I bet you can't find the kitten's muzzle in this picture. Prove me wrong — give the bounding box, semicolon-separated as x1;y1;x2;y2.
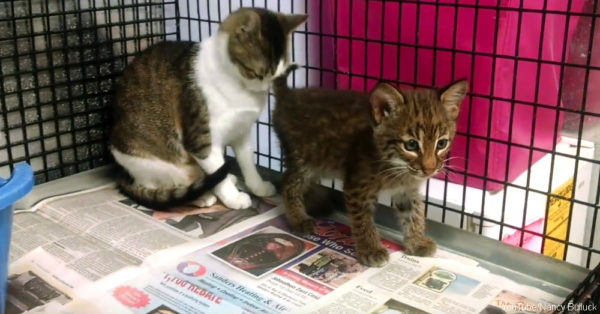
422;167;436;176
421;158;437;176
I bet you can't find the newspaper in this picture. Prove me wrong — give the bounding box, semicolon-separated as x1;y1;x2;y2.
306;251;564;314
6;185;279;314
76;210;563;314
8;186;567;314
66;209;405;314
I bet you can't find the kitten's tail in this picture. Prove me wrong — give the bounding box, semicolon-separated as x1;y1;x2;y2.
272;63;299;96
116;163;230;210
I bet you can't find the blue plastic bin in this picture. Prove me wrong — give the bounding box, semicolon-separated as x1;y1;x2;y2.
0;163;34;314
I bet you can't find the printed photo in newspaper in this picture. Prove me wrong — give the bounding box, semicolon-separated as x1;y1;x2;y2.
5;271;72;314
145;304;180;314
5;248;84;314
97;210;402;314
290;248;366;288
307;248;565;314
371;298;429;314
7;185;568;314
7;185;279;314
119;194;278;239
413;267;479;295
480;289;555;314
211;226;317;278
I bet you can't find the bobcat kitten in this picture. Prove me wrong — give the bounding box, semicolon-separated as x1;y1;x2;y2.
273;66;467;266
110;8;307;209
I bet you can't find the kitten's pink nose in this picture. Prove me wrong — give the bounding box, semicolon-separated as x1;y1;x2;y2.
423;168;436;176
422;159;436;175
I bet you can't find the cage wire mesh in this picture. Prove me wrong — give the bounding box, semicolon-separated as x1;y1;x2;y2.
0;0;176;182
560;262;600;312
1;0;600;289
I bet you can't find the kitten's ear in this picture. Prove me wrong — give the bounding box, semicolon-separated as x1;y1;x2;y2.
369;83;404;125
279;14;308;33
439;79;467;120
236;11;260;38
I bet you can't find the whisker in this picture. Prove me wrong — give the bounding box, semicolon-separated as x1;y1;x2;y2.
381;169;408;182
437;167;464;181
445;165;466;172
392;170;411;182
442;163;466;171
377;166;407;177
443;156;466;162
381;169;403;180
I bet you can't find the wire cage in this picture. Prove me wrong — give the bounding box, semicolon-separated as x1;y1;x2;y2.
560;262;600;313
0;0;599;311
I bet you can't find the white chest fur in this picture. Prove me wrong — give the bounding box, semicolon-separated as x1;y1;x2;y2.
193;34;269;146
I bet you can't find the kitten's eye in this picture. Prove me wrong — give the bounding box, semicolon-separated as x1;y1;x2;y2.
437;139;448;150
404;140;419;151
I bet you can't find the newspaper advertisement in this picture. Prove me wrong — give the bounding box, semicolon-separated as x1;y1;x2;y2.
7;185;567;314
85;209;403;314
76;209;566;314
7;185;278;314
307;251;565;314
5;249;81;314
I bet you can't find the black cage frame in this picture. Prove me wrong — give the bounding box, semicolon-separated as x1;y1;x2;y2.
1;0;599;310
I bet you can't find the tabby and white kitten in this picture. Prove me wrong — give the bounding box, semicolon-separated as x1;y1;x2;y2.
273;66;467;266
110;8;307;209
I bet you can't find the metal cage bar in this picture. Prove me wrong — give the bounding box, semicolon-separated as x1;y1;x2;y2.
1;0;599;306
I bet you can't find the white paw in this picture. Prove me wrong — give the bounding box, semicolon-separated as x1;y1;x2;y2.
227;174;238;185
191;192;217;208
221;191;252;210
247;180;276;197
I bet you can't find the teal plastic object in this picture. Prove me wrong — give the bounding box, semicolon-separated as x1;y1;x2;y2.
0;163;34;314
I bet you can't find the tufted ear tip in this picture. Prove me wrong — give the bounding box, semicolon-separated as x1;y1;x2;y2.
439;79;468;120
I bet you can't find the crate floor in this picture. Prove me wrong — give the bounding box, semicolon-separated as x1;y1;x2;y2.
14;164;588;302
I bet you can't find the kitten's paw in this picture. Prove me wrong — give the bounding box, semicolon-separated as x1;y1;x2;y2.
227;174;238;185
191;192;218;208
289;219;315;234
221;192;252;210
356;246;389;267
247;180;276;197
404;236;437;257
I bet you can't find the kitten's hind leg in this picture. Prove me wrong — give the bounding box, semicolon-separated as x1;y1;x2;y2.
393;191;437;257
282;166;314;234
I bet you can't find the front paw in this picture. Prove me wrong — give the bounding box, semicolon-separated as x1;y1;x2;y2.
288;218;315;234
191;192;218;208
247;180;276;197
404;236;437;257
356;245;389;267
221;191;252;210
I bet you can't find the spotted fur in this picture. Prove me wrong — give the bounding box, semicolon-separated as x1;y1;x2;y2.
273;70;467;266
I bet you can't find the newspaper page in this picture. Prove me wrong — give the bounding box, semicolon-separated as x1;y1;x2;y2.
11;184;278;262
68;207;565;314
307;251;565;314
7;185;567;314
8;185;279;314
77;208;405;314
5;248;86;314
